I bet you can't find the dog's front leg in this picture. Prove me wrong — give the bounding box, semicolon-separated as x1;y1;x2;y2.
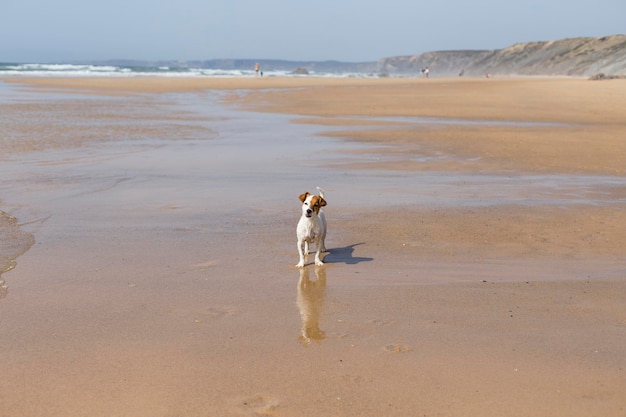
314;245;324;266
296;239;306;268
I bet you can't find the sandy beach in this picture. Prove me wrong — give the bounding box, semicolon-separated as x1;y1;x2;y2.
1;76;625;416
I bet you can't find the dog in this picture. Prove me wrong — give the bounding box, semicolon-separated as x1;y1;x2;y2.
295;187;327;268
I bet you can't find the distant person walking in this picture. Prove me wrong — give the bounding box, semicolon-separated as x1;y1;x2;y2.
424;67;430;78
254;63;260;77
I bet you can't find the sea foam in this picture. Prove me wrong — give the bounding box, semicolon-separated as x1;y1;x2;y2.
0;62;377;78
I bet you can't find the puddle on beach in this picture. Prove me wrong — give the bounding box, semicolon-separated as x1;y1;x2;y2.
1;81;625;293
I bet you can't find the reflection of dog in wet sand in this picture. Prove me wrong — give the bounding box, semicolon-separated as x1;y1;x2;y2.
297;266;327;344
295;187;327;268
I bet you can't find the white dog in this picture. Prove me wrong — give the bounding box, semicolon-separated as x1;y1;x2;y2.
296;187;327;268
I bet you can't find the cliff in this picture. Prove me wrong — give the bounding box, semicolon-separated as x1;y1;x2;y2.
377;35;626;77
377;50;489;76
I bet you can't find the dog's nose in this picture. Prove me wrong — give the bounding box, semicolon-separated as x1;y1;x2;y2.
306;208;313;215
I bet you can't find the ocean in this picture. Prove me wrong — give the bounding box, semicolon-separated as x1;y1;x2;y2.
0;62;376;78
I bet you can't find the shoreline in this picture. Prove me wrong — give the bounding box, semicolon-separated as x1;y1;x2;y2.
5;75;623;120
6;76;626;176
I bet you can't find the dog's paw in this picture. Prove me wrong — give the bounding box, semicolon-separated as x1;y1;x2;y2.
314;259;324;266
295;261;305;268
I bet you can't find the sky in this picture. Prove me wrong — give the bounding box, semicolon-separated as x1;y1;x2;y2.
1;0;624;63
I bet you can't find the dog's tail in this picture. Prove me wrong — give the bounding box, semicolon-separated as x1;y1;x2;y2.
316;186;325;198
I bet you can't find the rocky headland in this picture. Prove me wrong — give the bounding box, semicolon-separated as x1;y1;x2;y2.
378;34;626;77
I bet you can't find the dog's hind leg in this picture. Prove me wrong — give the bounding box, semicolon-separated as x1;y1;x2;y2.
319;212;327;253
319;233;326;253
314;246;324;266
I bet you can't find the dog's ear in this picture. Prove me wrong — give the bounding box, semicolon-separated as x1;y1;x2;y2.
299;192;310;203
318;197;327;207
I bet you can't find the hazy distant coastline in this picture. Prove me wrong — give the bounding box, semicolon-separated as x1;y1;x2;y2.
2;35;625;77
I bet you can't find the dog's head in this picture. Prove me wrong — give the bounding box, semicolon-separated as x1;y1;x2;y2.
299;192;327;218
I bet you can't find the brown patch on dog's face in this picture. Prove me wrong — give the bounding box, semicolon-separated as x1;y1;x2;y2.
309;196;327;213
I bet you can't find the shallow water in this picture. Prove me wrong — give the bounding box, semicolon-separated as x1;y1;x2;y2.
1;81;625;291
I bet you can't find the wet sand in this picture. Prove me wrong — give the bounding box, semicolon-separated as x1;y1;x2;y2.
1;76;625;416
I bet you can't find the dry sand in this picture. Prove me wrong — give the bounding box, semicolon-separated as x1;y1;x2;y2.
1;76;625;417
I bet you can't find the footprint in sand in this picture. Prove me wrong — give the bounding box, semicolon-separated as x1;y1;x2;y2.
205;306;235;319
369;319;396;327
239;394;280;416
192;261;218;269
193;306;236;322
384;343;410;353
